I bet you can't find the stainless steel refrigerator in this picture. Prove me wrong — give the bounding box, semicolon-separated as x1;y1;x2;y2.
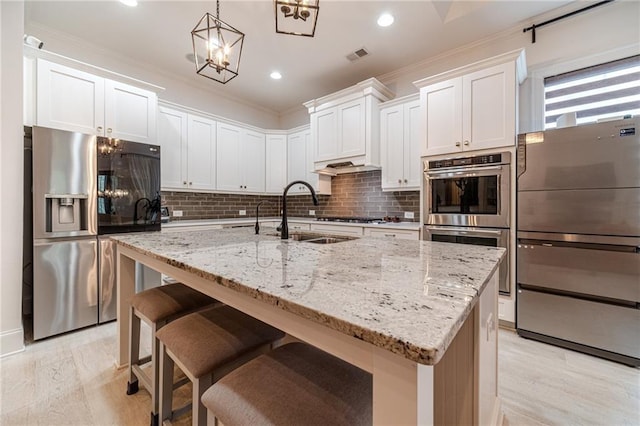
30;126;99;340
516;118;640;366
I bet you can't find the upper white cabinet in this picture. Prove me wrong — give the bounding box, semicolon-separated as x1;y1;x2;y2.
380;95;421;191
217;123;266;193
287;128;331;195
265;134;288;194
36;59;157;143
414;49;526;157
304;78;393;172
157;105;216;191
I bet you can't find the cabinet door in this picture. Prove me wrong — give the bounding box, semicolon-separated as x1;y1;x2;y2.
338;98;365;158
422;78;463;156
380;104;405;190
36;59;104;135
403;100;422;189
104;80;157;143
157;106;187;190
242;129;266;193
216;122;243;191
187;114;217;190
314;108;338;161
265;134;287;194
287;131;307;194
463;62;516;151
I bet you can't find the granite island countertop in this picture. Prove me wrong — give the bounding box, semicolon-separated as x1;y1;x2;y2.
111;228;505;365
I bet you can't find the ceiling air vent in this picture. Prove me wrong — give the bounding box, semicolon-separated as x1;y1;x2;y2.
346;47;369;62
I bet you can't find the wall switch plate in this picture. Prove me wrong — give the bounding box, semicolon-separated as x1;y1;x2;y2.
309;210;315;216
404;211;414;219
239;210;246;216
173;210;183;217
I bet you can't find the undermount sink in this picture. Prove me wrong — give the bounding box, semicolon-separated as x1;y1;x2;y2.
291;233;355;244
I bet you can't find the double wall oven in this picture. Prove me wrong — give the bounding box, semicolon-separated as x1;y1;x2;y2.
423;152;511;295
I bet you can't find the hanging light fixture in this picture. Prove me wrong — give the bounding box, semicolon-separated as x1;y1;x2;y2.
274;0;320;37
191;0;245;84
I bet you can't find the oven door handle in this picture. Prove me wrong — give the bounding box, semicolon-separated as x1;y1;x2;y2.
424;165;504;178
426;226;505;236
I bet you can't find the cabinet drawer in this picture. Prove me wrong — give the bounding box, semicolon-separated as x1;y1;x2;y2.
364;228;420;240
309;223;363;237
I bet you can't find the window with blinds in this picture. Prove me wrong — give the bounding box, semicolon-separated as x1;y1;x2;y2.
544;55;640;129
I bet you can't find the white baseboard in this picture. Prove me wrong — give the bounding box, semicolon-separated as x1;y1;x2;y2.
0;327;25;357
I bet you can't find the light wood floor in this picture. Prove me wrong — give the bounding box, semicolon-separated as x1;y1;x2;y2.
1;323;638;425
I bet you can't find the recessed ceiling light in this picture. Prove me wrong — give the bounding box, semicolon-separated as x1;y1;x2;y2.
270;71;282;80
120;0;138;7
377;13;394;27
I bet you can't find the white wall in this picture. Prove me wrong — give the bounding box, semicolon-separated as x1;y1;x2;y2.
281;0;640;130
25;23;280;130
1;0;26;357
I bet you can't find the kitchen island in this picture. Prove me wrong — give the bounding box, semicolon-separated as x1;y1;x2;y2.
112;228;505;425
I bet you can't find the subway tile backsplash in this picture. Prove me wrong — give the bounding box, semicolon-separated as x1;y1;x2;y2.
162;170;419;221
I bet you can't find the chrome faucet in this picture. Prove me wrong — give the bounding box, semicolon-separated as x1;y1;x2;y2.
255;200;272;235
280;180;319;240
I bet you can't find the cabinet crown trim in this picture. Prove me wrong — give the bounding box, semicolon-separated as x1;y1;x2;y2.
303;77;394;113
380;93;420;109
413;49;527;89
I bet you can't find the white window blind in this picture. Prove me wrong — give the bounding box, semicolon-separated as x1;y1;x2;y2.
544;55;640;129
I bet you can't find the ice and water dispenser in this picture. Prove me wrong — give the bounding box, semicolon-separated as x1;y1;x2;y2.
45;194;89;233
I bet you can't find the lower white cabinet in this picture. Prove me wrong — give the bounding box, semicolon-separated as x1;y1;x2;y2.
309;223;363;237
157;106;216;191
363;228;420;240
217;123;266;193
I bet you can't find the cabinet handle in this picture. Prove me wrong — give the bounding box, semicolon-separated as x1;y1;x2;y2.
463;140;469;146
107;128;112;134
385;234;396;237
398;179;402;184
403;179;408;183
189;182;192;185
455;141;461;147
183;181;187;185
97;126;103;132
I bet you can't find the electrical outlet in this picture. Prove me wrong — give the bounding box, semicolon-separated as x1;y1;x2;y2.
404;211;414;219
309;210;316;216
173;210;183;217
239;210;246;216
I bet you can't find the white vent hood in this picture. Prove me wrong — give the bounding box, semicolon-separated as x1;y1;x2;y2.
304;78;394;175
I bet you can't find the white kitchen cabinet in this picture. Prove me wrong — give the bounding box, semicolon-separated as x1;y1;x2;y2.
304;78;393;171
309;223;363;237
415;49;526;157
265;134;288;194
217;123;265;193
287;128;331;195
363;228;420;240
36;59;157;143
157;106;216;191
380;96;421;191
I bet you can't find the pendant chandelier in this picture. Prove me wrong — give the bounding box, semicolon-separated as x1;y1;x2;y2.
191;0;245;84
274;0;320;37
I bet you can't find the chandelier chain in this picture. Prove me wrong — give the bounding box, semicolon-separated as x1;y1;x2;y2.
216;0;220;20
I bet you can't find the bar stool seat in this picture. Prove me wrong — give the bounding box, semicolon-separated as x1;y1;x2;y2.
126;283;217;425
157;305;285;426
201;342;372;426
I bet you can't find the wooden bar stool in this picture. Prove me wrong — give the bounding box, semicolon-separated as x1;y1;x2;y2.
126;283;217;425
201;342;372;426
156;305;285;426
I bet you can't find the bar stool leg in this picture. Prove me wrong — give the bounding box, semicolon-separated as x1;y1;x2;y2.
150;321;161;426
127;305;140;395
158;342;174;426
193;375;212;426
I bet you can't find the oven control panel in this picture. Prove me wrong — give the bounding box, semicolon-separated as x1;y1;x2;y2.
428;153;503;169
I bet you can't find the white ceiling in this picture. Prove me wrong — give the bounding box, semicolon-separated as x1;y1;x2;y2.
25;0;575;114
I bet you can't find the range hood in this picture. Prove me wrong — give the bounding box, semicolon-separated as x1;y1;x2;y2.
314;161;381;176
